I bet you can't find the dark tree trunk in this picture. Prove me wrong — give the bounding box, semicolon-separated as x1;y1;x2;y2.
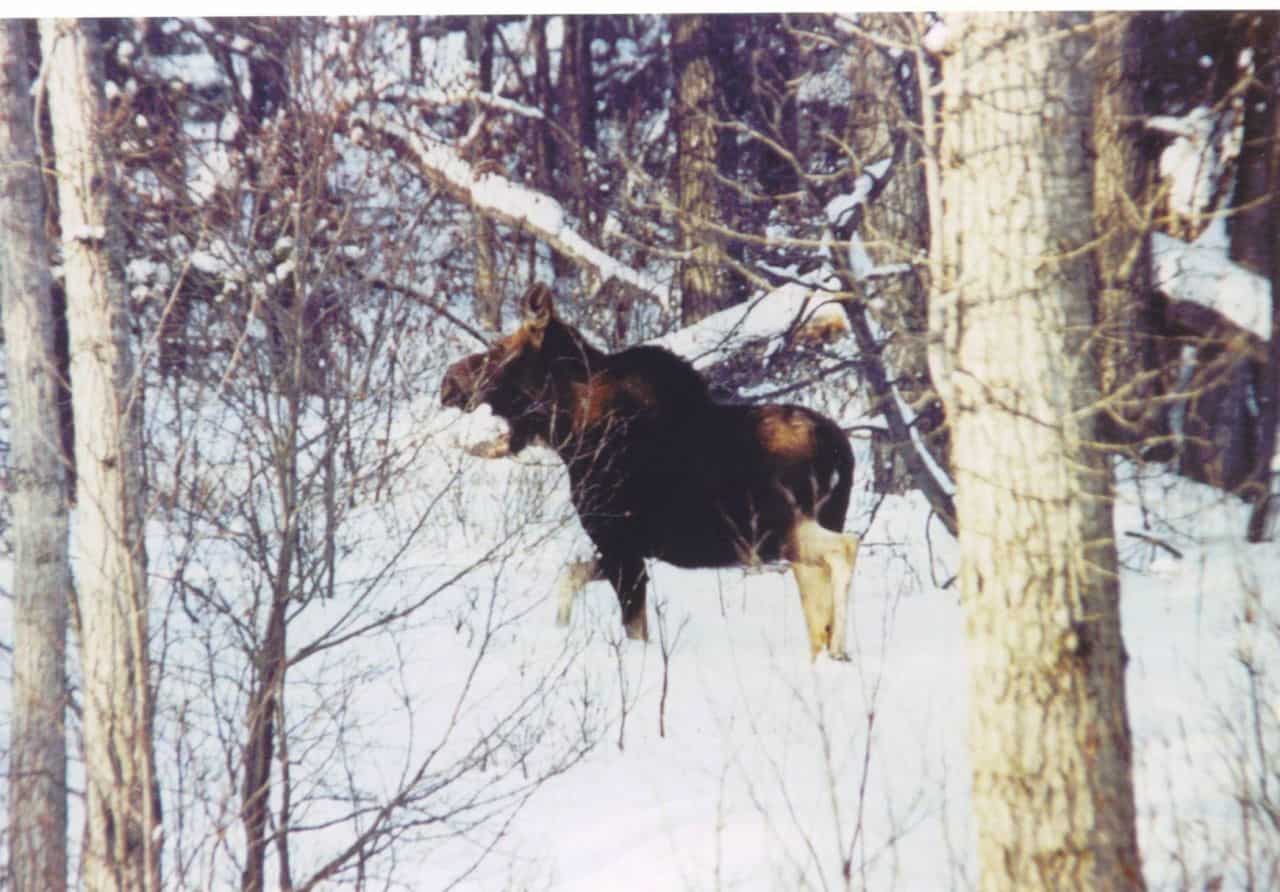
1248;22;1280;540
1229;15;1279;275
467;16;501;330
673;14;730;324
558;15;597;238
1093;12;1165;450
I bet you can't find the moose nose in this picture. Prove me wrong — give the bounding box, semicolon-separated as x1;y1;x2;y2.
440;366;468;409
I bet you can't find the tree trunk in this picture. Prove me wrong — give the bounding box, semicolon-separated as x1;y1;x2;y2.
1;20;71;892
935;12;1145;890
1092;12;1164;449
673;14;730;324
1248;24;1280;541
558;15;597;237
1228;15;1277;275
467;17;501;330
531;16;557;199
241;598;287;892
40;19;162;892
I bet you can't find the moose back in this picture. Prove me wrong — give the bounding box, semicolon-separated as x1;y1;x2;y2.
440;283;860;659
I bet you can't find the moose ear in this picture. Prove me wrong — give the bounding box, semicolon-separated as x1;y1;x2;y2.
522;283;554;333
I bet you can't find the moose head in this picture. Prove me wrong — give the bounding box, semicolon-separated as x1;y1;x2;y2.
439;283;563;454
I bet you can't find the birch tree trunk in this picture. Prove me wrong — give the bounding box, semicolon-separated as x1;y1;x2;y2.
40;18;162;892
933;12;1145;890
1;20;70;892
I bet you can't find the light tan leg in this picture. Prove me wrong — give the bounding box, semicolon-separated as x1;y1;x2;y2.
789;519;860;660
791;561;834;660
827;534;859;660
554;557;601;627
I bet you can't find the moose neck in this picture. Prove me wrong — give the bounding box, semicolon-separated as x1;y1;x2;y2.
545;319;606;378
537;320;610;458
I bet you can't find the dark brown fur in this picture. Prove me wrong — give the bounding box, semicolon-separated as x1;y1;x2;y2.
441;284;858;655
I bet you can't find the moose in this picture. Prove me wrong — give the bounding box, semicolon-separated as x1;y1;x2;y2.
440;283;860;659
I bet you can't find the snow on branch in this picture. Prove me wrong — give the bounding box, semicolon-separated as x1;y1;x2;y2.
650;282;847;369
349;110;671;311
1153;232;1271;341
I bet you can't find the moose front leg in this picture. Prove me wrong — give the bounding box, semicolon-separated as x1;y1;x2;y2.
554;556;602;626
600;552;649;641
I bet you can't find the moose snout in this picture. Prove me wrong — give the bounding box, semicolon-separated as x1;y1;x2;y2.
442;353;491;411
440;363;470;410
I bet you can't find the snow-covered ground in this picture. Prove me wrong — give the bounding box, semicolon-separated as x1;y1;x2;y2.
366;420;1278;891
2;377;1274;890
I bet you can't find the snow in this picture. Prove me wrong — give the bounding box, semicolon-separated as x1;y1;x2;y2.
329;441;1278;891
651;282;838;369
2;290;1275;892
147;46;223;92
1147;100;1271;340
922;22;950;56
1153;229;1272;340
71;224;106;242
889;384;956;497
1;23;1277;892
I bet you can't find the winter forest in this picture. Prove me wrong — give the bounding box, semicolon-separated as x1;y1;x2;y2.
2;11;1279;892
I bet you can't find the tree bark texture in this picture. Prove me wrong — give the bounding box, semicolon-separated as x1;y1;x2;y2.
1092;12;1164;448
673;14;730;324
40;18;162;892
935;12;1145;890
558;14;596;239
1;20;70;892
467;17;501;330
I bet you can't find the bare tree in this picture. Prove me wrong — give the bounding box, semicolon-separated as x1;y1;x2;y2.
1;19;70;892
933;12;1145;889
40;18;162;892
92;20;603;888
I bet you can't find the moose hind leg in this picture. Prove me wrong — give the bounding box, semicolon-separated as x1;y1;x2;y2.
791;562;834;660
554;557;602;627
789;518;860;660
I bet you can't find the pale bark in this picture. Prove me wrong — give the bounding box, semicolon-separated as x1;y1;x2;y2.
935;12;1145;890
673;14;729;324
1;20;70;892
40;18;162;892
